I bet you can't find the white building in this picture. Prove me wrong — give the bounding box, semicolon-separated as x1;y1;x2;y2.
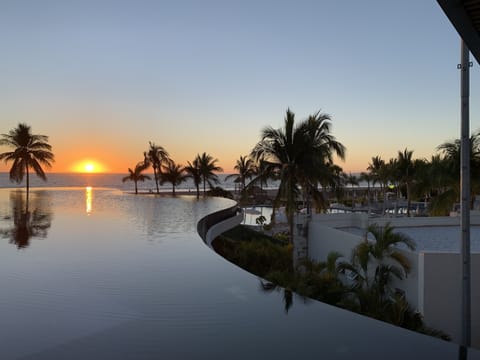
303;212;480;347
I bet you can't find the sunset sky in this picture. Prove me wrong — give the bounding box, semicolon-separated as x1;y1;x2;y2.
0;0;478;174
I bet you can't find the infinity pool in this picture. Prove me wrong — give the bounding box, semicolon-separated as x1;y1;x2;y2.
0;188;477;359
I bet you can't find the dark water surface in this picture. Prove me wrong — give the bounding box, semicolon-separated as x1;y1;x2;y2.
0;172;278;193
0;188;477;359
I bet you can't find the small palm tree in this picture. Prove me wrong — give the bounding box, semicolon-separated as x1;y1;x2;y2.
122;161;151;194
225;155;255;196
339;223;415;314
145;142;169;194
0;123;55;206
184;159;202;199
196;152;223;196
161;160;187;196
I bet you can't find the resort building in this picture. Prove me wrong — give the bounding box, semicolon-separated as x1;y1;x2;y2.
303;212;480;347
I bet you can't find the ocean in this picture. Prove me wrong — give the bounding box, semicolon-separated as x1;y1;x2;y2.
0;172;279;193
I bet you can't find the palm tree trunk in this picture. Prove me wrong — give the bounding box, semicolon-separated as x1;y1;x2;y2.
367;181;371;215
289;214;294;245
196;184;200;200
382;184;386;216
203;176;206;196
154;167;160;194
25;163;30;211
172;184;176;196
406;181;413;216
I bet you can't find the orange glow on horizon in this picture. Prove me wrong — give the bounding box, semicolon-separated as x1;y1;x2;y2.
70;160;107;174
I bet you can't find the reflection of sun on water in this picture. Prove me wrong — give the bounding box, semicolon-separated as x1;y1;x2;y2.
85;186;93;215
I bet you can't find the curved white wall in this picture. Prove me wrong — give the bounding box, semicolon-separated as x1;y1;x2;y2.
204;212;244;248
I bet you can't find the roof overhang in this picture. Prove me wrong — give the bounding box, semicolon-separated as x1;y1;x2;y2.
437;0;480;64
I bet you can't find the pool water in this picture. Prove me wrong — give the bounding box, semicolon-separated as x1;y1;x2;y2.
0;188;476;359
241;206;273;226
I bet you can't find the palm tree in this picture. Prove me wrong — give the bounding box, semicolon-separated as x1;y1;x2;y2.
343;172;359;208
122;161;151;194
298;113;346;213
225;155;255;196
428;154;453;195
360;171;375;213
0;190;52;249
339;223;415;316
160;160;187;196
396;148;415;216
367;156;387;206
385;157;400;214
0;123;55;207
145;142;169;194
423;154;457;215
184;159;202;199
317;163;345;210
196;152;223;196
436;131;480;211
437;131;480;180
408;158;431;215
251;109;345;242
250;159;276;191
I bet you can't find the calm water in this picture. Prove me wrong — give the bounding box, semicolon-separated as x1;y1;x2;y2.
0;172;279;193
0;187;477;359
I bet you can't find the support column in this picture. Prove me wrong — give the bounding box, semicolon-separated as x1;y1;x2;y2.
460;39;471;348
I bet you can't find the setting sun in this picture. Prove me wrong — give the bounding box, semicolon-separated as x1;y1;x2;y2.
71;160;106;173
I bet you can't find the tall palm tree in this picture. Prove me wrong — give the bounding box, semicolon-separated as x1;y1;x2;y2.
196;152;223;196
0;123;55;206
440;132;480;189
343;172;359;208
419;154;456;215
437;131;480;179
145;141;169;194
360;171;375;213
251;109;345;242
297;112;346;213
160;160;187;196
184;159;202;199
367;156;387;206
385;157;400;214
225;155;255;195
122;161;151;194
397;148;415;216
428;154;453;195
408;158;431;214
431;131;480;214
317;163;345;209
